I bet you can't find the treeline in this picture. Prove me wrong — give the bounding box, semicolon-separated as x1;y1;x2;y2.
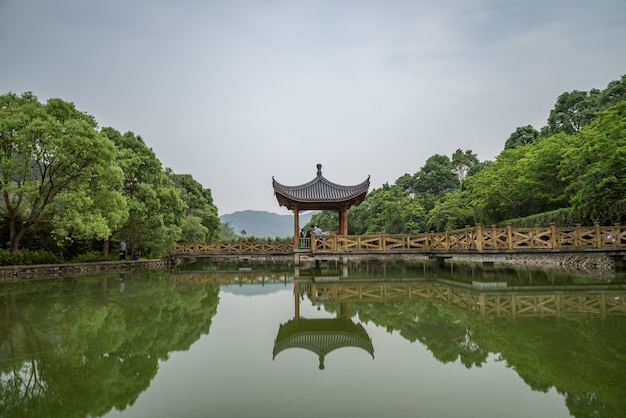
310;75;626;234
0;92;221;262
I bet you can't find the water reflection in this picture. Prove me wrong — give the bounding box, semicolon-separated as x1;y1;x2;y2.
273;284;374;370
1;261;625;417
0;271;220;418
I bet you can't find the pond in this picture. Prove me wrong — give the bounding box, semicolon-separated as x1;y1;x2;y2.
1;260;625;418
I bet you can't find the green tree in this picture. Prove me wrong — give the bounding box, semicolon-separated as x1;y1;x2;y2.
504;125;540;149
598;74;626;109
561;102;626;223
369;184;425;234
309;210;339;234
220;221;237;239
465;149;528;224
451;149;479;190
410;154;459;211
427;191;474;231
171;173;220;242
546;89;601;136
101;128;184;257
0;92;127;256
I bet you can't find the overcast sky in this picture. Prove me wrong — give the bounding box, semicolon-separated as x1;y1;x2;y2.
1;1;625;215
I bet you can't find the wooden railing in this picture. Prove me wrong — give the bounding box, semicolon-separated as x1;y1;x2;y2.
172;223;626;254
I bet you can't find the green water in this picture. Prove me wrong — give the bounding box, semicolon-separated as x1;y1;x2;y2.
1;261;625;418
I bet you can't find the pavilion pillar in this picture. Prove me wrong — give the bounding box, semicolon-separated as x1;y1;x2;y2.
293;207;300;249
339;208;348;236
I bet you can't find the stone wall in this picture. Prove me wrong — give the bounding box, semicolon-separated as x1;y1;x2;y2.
452;253;616;275
0;259;169;283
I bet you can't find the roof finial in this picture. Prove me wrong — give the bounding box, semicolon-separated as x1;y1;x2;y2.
316;163;322;176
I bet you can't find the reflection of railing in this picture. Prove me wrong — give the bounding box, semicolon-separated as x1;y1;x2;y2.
169;271;292;285
172;223;626;254
306;280;626;319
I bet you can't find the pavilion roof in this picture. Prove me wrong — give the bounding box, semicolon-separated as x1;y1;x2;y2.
272;164;370;210
272;317;374;369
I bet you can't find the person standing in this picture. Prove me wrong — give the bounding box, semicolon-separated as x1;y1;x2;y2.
119;240;127;260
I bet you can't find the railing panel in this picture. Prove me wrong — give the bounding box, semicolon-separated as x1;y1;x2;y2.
407;235;431;250
481;227;509;250
385;235;408;250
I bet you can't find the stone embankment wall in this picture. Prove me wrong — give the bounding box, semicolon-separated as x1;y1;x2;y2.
0;259;168;283
500;254;614;271
454;253;616;273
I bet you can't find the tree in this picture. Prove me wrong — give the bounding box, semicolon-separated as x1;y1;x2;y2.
369;184;425;234
451;149;479;190
309;210;339;234
504;125;540;149
561;102;626;223
410;154;459;212
220;221;237;239
101;128;184;257
171;173;220;242
465;149;529;224
598;74;626;110
546;90;600;136
427;191;474;232
0;92;126;256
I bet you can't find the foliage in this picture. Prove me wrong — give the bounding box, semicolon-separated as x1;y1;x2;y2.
426;191;474;231
504;125;540;149
69;251;118;263
560;102;626;224
499;208;580;228
451;148;479;190
101;128;184;258
0;92;127;256
308;211;338;234
0;248;60;265
171;173;220;242
220;221;237;239
0;272;220;417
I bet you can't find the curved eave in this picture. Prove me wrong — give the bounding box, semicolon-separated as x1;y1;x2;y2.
272;176;370;211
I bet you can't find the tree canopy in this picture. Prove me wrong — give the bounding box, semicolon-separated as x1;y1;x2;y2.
0;93;221;260
309;74;626;234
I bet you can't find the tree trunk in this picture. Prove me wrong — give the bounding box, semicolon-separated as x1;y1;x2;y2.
9;225;26;258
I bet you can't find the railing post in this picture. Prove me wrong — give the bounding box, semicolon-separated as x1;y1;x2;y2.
506;224;513;250
311;233;316;253
476;224;483;251
381;233;386;251
595;222;602;248
575;224;581;247
550;223;557;249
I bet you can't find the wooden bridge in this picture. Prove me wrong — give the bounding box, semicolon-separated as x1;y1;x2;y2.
171;223;626;270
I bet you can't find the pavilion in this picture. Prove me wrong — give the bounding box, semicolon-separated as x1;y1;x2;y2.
272;164;370;248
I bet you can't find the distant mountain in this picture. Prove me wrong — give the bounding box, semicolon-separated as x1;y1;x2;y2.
220;210;316;238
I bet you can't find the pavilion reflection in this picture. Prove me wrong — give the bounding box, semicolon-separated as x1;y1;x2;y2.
273;279;374;370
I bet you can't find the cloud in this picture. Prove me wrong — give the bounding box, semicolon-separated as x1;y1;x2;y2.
1;0;625;215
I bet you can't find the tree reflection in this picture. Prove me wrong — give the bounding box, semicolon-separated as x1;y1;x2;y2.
0;271;219;418
327;293;626;418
